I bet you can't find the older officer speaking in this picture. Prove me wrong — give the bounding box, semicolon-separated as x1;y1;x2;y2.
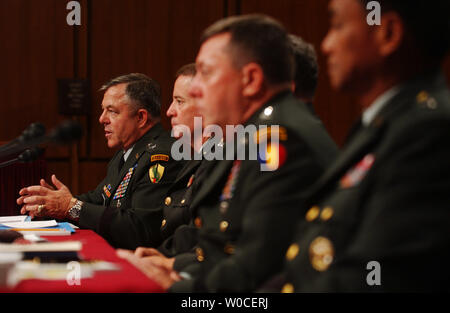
17;73;184;249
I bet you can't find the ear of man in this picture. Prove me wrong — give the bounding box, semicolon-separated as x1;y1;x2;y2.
375;12;405;58
137;108;150;128
241;62;265;98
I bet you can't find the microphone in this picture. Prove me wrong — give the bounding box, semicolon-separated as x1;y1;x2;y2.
18;123;46;143
0;123;46;153
0;120;83;160
0;146;45;169
47;120;83;144
18;147;45;162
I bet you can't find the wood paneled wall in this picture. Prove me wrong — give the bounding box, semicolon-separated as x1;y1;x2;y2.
1;0;449;196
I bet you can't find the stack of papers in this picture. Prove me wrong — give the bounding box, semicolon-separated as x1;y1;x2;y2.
0;216;75;236
0;216;29;223
0;241;82;253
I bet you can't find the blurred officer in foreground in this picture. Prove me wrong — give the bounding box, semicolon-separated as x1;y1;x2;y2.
119;14;338;292
277;0;450;292
118;36;330;288
18;74;184;249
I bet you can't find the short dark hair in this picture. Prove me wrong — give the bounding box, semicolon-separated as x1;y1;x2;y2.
360;0;450;61
289;34;318;100
201;14;294;85
100;73;161;118
175;63;197;79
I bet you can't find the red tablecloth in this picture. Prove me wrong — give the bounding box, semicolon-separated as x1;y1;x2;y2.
2;229;164;293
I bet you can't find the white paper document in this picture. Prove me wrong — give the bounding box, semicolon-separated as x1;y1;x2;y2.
0;220;58;229
0;241;82;253
0;216;28;224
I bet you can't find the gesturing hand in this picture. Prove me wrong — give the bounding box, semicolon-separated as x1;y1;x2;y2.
17;174;74;219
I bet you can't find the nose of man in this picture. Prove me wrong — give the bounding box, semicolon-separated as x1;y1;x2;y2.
321;31;333;56
167;102;176;118
99;110;108;124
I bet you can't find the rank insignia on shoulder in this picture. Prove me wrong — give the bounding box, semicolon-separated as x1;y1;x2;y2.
151;154;169;162
416;90;437;110
258;142;287;171
254;126;288;144
149;163;165;183
340;153;375;188
416;91;429;103
259;106;274;119
103;185;111;198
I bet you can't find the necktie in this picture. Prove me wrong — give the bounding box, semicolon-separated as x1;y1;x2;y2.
118;152;125;172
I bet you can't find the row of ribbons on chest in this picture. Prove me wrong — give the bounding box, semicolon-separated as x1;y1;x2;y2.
103;163;138;200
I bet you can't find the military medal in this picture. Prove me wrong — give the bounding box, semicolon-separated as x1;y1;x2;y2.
113;164;138;200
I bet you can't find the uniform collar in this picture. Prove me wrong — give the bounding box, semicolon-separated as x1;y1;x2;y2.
362;85;402;126
122;145;134;162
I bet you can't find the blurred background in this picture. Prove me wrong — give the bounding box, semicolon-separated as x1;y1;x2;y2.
0;0;449;202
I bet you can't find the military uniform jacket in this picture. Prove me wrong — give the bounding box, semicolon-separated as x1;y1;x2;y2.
170;91;338;292
157;159;206;257
282;71;450;292
77;123;185;249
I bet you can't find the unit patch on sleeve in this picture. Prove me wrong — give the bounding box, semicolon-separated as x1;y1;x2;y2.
149;163;165;183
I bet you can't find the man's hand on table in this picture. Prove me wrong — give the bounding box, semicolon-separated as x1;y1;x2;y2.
116;248;180;291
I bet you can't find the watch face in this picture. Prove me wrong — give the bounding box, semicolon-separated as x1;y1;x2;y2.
69;207;80;219
69;201;82;219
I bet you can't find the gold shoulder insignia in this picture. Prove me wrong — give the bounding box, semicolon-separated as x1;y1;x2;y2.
416;91;429;103
416;90;438;110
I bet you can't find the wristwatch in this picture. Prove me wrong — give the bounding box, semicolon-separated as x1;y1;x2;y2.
68;199;83;220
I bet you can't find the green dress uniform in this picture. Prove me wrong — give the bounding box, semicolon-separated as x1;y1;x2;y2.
158;159;207;257
77;123;185;250
280;71;450;292
170;91;338;292
159;147;218;270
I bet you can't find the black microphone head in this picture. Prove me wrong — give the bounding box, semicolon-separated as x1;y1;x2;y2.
48;120;83;144
18;122;46;142
18;147;44;162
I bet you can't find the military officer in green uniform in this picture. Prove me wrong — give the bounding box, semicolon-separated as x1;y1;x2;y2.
18;73;184;249
118;14;338;292
159;63;205;251
276;0;450;292
118;64;213;274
